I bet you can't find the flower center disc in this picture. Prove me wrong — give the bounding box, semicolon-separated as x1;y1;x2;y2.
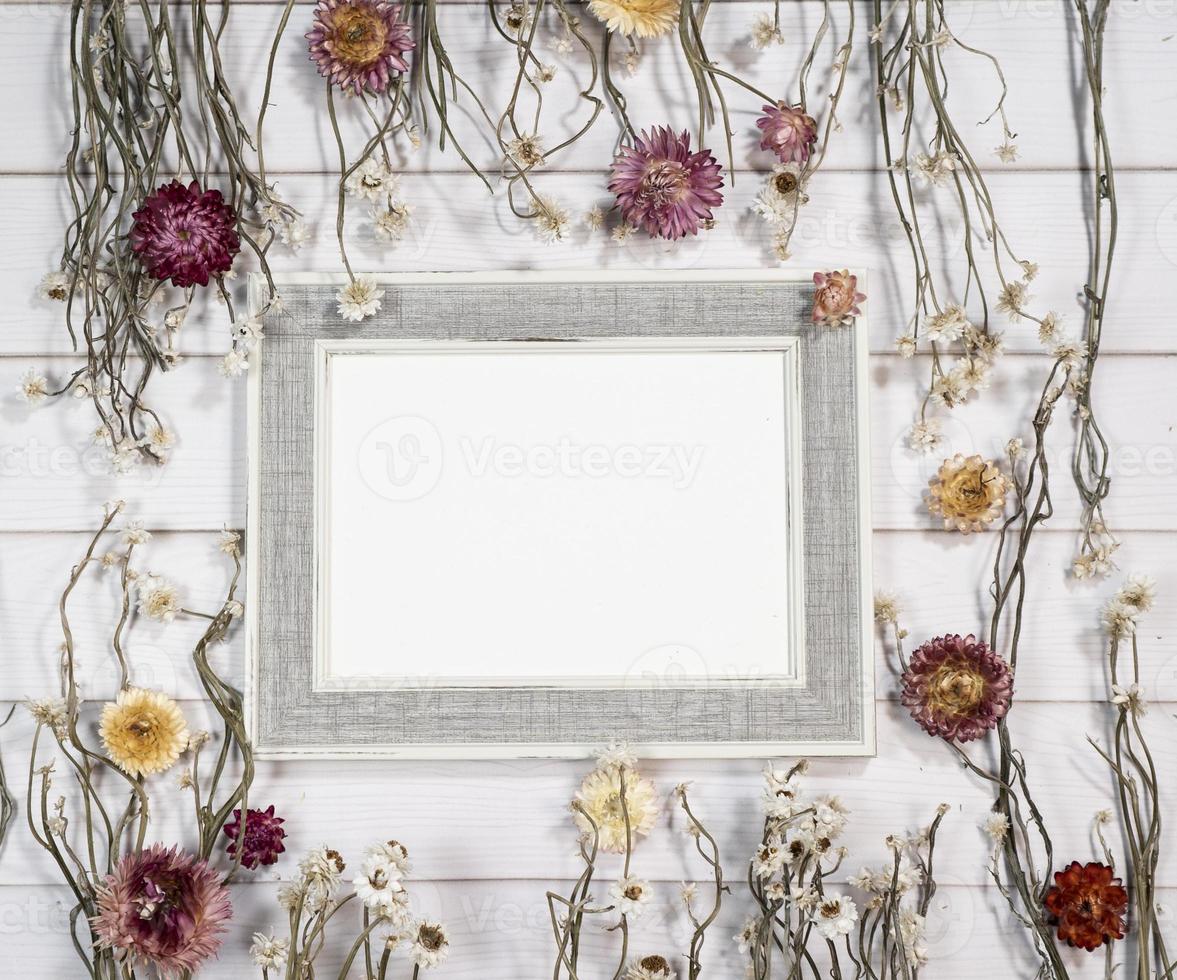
333;10;388;66
928;661;985;717
639;160;689;208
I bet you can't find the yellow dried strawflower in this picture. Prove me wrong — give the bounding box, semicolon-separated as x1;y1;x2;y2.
588;0;679;38
99;687;189;777
926;454;1009;533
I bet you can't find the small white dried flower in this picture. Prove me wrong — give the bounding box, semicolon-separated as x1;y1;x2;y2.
1101;598;1138;639
1073;544;1118;580
505;133;546;169
873;592;901;624
596;742;637;771
995;281;1029;320
345;157;398;202
219;349;249;378
281;218;313;252
1111;683;1147;717
408;921;450;969
907;418;943;454
1052;339;1089;369
145;425;177;457
1038;312;1062;345
1006;437;1026;459
610;876;654;918
121;521;152;546
534;196;571;244
750;13;784;49
136;573;181;623
981;811;1010;842
1116;574;1156;613
583;206;605;231
17;368;50;405
895;333;917;358
994;141;1019;163
373;204;413;244
218;528;242;557
337;277;385;322
250;933;289;970
810;895;858;939
38;270;73;302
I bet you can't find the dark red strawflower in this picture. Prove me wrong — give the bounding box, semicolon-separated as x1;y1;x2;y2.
1044;861;1129;951
899;633;1013;742
130;180;241;288
222;805;286;870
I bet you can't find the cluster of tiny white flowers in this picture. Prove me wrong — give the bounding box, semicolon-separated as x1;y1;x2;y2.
1102;573;1155;640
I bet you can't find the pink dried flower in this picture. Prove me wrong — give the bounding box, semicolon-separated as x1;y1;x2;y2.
900;634;1013;742
608;126;724;240
757;102;817;164
223;805;287;870
130;180;240;288
92;844;232;976
307;0;414;95
812;269;865;327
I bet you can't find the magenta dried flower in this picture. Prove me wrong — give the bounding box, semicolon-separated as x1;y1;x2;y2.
223;804;287;870
130;180;241;288
757;102;817;164
307;0;415;95
608;126;724;240
92;843;232;976
900;633;1013;742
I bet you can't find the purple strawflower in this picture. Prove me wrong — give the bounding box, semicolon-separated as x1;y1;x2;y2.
92;844;232;976
756;102;817;165
223;804;287;870
130;180;240;288
307;0;414;95
608;126;724;240
900;633;1014;743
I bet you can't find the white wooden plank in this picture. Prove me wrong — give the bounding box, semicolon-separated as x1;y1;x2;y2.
3;877;1135;979
2;2;1175;175
1;528;1171;705
2;351;1173;531
1;700;1173;887
6;169;1176;357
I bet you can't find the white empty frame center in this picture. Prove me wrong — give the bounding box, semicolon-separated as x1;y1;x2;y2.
315;337;804;690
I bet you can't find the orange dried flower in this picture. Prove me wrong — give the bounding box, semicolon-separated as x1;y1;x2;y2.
926;453;1009;533
1043;861;1128;951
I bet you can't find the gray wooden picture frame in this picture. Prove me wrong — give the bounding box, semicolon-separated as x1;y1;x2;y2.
246;271;874;758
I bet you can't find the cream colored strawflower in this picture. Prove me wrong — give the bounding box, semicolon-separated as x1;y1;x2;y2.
574;766;659;852
588;0;679;38
136;573;181;623
926;454;1010;533
99;687;190;777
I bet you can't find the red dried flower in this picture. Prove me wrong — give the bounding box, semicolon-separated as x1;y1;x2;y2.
92;844;232;976
130;180;241;288
608;126;724;240
223;804;287;870
307;0;414;95
900;633;1013;742
1044;861;1129;951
